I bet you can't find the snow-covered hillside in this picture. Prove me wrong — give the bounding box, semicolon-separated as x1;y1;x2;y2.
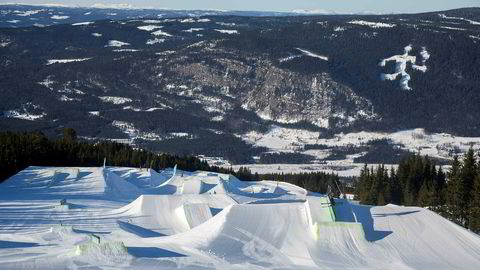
0;166;479;269
218;126;480;175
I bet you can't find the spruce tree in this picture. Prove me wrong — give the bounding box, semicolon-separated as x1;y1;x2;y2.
469;174;480;233
447;156;463;225
418;180;434;208
356;164;369;203
460;149;477;227
434;167;447;215
63;128;77;143
390;167;403;205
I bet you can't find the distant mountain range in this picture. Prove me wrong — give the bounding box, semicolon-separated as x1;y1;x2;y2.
1;4;480;166
0;3;333;28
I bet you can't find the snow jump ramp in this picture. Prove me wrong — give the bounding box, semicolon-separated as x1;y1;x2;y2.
114;194;236;235
150;202;321;267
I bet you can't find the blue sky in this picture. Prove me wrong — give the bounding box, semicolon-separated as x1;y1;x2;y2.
6;0;480;13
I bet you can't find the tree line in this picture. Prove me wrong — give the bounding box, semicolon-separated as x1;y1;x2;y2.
0;129;212;183
258;152;314;164
258;171;343;195
355;150;480;233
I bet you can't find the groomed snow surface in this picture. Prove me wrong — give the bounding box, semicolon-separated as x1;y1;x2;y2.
0;166;479;269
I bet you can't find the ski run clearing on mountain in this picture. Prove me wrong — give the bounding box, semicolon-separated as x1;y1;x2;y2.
46;58;92;65
296;48;329;61
348;20;396;28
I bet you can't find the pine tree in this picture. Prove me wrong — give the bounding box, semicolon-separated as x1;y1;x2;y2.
366;167;379;205
63;128;77;143
433;167;447;215
460;149;477;227
447;156;463;225
418;180;433;208
469;174;480;233
356;164;370;203
389;167;403;205
377;192;386;206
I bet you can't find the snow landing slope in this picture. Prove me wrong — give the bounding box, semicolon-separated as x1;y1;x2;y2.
0;166;479;269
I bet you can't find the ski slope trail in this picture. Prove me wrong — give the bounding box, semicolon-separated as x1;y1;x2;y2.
0;166;480;269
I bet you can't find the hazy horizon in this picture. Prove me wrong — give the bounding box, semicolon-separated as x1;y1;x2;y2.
1;1;479;14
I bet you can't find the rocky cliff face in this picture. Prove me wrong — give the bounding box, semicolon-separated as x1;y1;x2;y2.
167;46;377;128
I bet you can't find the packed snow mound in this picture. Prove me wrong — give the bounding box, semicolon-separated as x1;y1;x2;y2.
75;239;130;266
354;204;480;268
104;169;141;200
108;167;168;188
181;178;214;194
146;168;274;198
0;166;108;199
113;194;236;235
42;225;82;243
0;166;142;200
178;203;213;229
150;202;318;267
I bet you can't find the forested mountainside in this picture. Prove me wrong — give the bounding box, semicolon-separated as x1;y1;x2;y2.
1;6;480;163
0;4;296;28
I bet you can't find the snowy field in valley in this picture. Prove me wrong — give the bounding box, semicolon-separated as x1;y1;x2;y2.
205;126;480;175
0;166;479;269
227;163;398;177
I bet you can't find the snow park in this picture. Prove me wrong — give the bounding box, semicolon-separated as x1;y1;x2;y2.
0;163;479;269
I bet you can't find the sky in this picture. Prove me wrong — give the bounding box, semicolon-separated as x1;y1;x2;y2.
3;0;479;14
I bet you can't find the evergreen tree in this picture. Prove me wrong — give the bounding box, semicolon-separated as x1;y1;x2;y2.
469;174;480;233
460;149;477;227
433;167;447;214
63;128;77;143
355;164;370;202
418;180;434;208
447;156;464;225
352;152;480;232
390;167;403;205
